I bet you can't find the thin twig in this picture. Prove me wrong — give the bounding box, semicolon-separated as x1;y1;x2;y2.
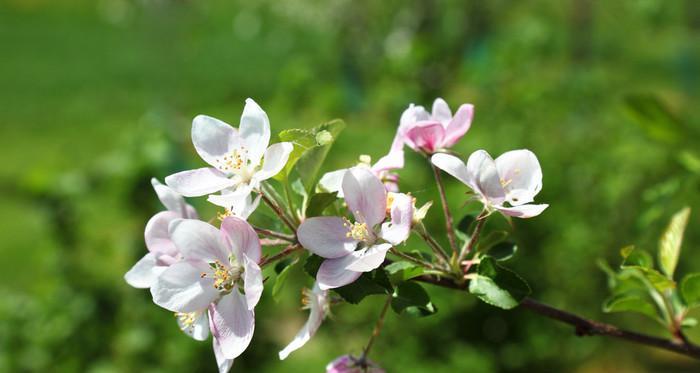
260;244;302;268
412;273;700;360
260;192;298;233
362;294;393;359
431;163;459;255
458;210;487;265
389;247;438;271
416;224;450;267
253;226;296;242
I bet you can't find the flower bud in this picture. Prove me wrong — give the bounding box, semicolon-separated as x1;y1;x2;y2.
326;355;385;373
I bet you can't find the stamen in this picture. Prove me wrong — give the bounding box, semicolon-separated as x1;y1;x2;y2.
343;218;370;241
215;147;247;172
175;312;198;331
217;208;233;221
200;259;243;292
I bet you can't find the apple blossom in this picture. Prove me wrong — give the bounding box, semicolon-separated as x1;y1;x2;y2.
326;355;385;373
150;217;263;361
165;98;293;203
394;97;474;154
319;149;404;195
431;149;548;218
278;282;331;360
124;178;198;289
297;168;413;290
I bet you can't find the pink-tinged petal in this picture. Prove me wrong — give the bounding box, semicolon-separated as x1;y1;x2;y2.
298;217;358;259
145;211;180;257
494;149;543;206
209;291;255;360
169;219;230;263
318;169;348;196
404;122;445;153
243;254;263;310
466;150;505;204
380;193;413;245
397;104;430;149
192;115;242;168
317;255;362;290
431;97;452;126
208;190;259;220
495;203;548;218
345;243;392;272
184;205;198;219
239;98;271;167
326;355;385;373
442;103;474;148
151;261;219;312
278;283;329;360
151;178;186;214
342;168;387;227
253;142;293;181
220;216;261;264
371;150;404;173
431;153;472;186
213;338;235;373
177;309;210;341
165;168;236;197
124;253;161;289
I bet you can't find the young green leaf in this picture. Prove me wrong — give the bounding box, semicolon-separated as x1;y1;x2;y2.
333;269;392;304
385;261;426;284
620;246;653;269
476;231;509;252
295;120;345;192
305;192;337;217
484;242;518;262
621;266;675;293
658;207;690;278
391;282;437;317
468;258;531;309
681;273;700;308
602;291;660;322
272;258;298;302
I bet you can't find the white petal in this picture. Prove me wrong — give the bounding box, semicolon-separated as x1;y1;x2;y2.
495;149;543;206
209;291;255;360
151;178;187;214
278;284;328;360
169;219;230;263
151;261;219;312
380;193;413;245
345;243;392;272
243;254;263;310
342;167;387;227
165;168;236;197
318;169;348;197
466;150;505;204
177;310;210;341
207;190;260;220
239;98;271;167
220;216;262;264
371;150;404;173
297;217;358;259
124;253;161;289
145;211;180;257
431;97;452;126
213;338;235;373
495;203;549;218
253;142;293;181
192;115;242;168
431;153;471;186
317;255;363;290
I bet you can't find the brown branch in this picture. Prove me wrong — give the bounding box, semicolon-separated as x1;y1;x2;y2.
431;163;459;255
253;225;296;242
412;274;700;359
260;244;302;268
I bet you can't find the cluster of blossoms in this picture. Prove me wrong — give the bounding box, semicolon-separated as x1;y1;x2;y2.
126;97;547;372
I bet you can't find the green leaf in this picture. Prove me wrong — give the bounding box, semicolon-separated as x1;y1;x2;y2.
468;258;531;309
385;261;426;283
476;231;509;252
484;242;518;262
333;269;393;304
620;246;653;269
305;192;337;217
304;254;323;278
621;266;676;293
658;207;690;278
290;178;308;198
272;258;298;302
681;273;700;308
295;120;345;192
276;129;317;180
602;291;660;321
391;282;437;317
682;317;698;329
457;214;476;236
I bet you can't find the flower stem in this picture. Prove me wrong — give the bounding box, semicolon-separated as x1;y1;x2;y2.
389;247;439;271
457;210;487;267
415;224;450;267
430;162;458;255
260;244;302;268
253;226;296;242
260;191;298;233
361;294;393;360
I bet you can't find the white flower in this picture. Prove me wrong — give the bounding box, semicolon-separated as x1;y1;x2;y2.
278;282;331;360
165;98;293;205
431;149;548;218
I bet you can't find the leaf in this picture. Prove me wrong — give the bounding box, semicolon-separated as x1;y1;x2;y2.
658;207;690;278
602;291;660;321
304;254;323;278
681;273;700;308
620;246;653;269
457;214;476;236
623;94;687;145
621;266;676;293
276;129;317;180
468;258;531;310
682;317;698;329
385;261;426;283
296;120;345;192
391;282;437;317
333;269;393;304
305;192;337;217
272;258;298;302
476;231;509;252
290;178;308;198
484;242;518;262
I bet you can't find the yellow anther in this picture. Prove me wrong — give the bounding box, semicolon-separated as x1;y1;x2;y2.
175;312;198;331
217;208;233;221
500;178;513;188
345;221;370;241
215;148;247;172
201;259;243;292
358;154;372;166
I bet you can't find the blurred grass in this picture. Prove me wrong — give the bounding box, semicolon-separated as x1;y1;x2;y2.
1;0;700;371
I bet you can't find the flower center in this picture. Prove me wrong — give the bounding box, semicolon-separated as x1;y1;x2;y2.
175;311;199;331
344;219;371;241
201;259;243;292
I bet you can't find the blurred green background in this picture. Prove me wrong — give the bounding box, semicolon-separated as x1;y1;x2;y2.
2;0;700;371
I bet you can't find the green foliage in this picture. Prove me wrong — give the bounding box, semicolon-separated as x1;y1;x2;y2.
385;261;425;283
469;258;531;310
391;282;437;317
658;207;690;278
681;273;700;308
333;270;393;305
305;192;337;217
602;291;660;322
482;242;518;262
272;258;299;302
623;94;687;145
